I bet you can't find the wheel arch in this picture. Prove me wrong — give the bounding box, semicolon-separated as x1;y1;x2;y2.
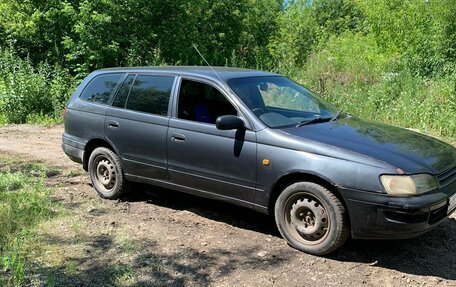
267;172;349;222
83;138;118;171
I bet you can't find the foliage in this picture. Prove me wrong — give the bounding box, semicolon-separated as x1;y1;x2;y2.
268;2;317;73
277;0;456;138
0;48;75;124
0;0;455;139
0;0;281;73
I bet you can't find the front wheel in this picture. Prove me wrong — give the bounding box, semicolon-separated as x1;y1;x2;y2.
88;147;129;199
274;182;349;255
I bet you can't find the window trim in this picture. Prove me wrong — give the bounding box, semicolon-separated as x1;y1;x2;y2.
119;73;137;109
119;73;177;117
173;76;252;129
78;72;126;106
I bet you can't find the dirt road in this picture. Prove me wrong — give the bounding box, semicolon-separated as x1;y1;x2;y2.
1;124;455;286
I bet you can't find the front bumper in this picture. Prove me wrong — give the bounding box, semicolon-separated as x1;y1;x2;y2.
340;180;456;239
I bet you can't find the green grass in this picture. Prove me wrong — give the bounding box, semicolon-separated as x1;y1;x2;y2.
0;158;57;286
25;114;63;127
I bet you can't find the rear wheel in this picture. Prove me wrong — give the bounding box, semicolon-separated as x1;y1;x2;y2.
274;182;349;255
88;147;129;199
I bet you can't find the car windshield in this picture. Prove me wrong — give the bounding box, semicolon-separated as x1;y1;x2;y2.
227;76;339;128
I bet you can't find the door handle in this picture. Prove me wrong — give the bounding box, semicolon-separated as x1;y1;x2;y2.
171;132;186;142
108;120;119;128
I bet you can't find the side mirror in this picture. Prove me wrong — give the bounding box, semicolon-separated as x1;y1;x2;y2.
216;115;245;130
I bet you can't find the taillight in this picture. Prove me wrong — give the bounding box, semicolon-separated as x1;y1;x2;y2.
62;107;68;118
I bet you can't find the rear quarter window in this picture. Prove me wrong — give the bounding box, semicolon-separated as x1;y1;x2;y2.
79;73;124;105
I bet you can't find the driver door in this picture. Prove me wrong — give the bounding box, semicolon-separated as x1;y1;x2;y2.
167;78;257;203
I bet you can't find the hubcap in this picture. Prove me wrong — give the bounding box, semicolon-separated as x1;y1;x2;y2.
93;157;116;192
285;194;330;244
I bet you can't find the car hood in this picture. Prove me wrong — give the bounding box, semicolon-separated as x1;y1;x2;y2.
280;116;456;174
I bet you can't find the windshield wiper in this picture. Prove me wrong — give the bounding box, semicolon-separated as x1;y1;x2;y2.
330;110;344;122
296;117;332;127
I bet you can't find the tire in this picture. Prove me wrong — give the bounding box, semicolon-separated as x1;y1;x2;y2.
274;182;349;255
88;147;129;199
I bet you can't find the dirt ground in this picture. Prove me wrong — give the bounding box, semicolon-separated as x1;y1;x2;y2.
1;124;455;287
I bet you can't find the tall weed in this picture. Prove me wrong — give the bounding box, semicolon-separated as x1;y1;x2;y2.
0;49;75;124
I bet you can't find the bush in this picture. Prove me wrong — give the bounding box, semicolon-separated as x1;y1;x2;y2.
0;49;75;124
296;32;387;91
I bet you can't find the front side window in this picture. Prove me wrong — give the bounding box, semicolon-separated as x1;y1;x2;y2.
125;75;174;115
228;76;339;128
80;73;123;104
177;79;237;124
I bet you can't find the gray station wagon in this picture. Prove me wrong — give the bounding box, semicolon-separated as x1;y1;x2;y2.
62;66;456;255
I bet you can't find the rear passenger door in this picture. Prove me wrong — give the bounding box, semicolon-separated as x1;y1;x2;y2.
105;74;176;180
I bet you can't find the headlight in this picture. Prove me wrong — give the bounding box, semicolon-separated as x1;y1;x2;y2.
380;174;437;196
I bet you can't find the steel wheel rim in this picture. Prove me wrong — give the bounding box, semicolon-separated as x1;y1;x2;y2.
92;155;117;193
283;192;330;245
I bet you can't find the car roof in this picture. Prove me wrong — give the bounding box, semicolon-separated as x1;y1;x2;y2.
97;66;278;81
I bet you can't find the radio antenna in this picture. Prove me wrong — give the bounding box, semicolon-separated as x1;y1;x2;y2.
192;44;226;85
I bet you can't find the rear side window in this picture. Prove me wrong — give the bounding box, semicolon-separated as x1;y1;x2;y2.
80;74;123;105
126;75;174;115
